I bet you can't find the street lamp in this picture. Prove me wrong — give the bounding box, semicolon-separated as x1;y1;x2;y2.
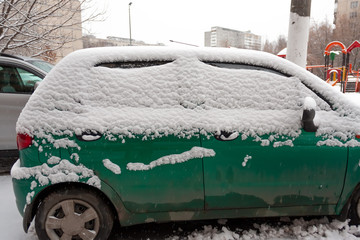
128;2;132;46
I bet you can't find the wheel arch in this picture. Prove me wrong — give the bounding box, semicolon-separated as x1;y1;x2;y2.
23;180;128;233
337;183;360;222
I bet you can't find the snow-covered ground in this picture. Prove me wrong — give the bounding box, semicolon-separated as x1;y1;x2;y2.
0;175;37;240
3;92;360;240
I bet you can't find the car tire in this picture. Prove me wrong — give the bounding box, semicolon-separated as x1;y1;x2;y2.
35;187;113;240
348;190;360;225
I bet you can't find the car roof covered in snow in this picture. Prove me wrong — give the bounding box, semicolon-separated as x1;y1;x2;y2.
16;47;360;146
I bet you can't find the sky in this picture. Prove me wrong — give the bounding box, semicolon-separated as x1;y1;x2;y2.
83;0;335;47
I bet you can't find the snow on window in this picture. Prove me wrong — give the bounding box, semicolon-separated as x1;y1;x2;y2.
127;147;215;171
16;47;360;145
102;159;121;174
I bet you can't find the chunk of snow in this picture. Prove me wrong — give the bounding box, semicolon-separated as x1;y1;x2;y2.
242;155;252;167
102;159;121;174
81;135;101;141
127;147;215;171
303;96;317;110
70;153;80;163
11;158;101;205
47;156;61;165
220;132;239;141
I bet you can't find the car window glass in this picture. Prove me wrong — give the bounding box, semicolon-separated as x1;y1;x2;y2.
0;65;42;94
16;68;42;89
203;62;289;77
96;61;173;69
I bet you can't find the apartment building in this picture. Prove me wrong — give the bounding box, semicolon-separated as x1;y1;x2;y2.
334;0;360;26
204;26;261;50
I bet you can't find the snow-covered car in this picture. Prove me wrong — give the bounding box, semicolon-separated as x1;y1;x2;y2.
0;55;47;161
11;47;360;240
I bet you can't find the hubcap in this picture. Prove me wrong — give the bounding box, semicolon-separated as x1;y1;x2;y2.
357;199;360;218
45;199;99;240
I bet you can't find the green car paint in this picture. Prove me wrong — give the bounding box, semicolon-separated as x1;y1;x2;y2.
66;134;205;213
202;131;347;210
11;130;360;230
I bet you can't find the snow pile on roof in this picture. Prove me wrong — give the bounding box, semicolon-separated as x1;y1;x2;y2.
16;47;360;141
180;218;360;240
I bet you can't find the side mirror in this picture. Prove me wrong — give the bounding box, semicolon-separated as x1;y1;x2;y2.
302;97;318;132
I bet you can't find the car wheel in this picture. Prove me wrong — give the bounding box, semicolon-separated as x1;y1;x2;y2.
348;190;360;225
35;187;113;240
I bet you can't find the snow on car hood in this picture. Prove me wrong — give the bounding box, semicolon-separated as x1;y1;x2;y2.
16;47;360;141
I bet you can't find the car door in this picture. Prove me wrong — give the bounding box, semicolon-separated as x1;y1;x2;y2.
65;134;205;213
202;130;347;210
0;63;44;151
200;65;347;210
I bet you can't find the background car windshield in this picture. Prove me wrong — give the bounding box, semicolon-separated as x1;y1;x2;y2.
28;60;53;73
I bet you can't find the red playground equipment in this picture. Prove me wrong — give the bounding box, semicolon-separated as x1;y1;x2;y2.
324;40;360;93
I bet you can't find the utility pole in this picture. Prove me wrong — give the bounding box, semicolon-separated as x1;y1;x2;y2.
286;0;312;68
129;2;133;46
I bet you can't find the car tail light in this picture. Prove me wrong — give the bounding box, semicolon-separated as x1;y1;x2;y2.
17;133;33;150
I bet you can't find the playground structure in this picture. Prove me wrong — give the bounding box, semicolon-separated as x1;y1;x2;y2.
324;40;360;93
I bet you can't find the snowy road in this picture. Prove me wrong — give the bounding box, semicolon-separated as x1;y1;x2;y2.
0;175;37;240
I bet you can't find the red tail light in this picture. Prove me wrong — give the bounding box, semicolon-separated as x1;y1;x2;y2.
17;133;33;150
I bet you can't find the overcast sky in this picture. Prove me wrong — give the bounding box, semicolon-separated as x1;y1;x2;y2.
84;0;335;47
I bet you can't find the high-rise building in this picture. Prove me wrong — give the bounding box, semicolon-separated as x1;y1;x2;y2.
334;0;360;26
204;26;261;50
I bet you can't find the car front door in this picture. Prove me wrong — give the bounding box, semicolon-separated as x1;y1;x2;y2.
202;129;347;210
197;64;347;211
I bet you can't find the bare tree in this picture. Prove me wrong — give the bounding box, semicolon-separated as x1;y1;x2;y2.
262;39;275;54
0;0;102;62
273;35;287;55
307;19;334;77
333;15;360;70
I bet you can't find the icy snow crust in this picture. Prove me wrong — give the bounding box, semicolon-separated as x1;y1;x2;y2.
16;47;360;143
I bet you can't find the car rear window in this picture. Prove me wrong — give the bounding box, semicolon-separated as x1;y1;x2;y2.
95;61;173;69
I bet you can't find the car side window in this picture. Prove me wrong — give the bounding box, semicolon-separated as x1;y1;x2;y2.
0;65;42;94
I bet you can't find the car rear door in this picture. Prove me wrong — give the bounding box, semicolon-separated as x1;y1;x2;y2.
65;132;206;213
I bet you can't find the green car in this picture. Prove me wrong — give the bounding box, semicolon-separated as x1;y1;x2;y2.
11;47;360;240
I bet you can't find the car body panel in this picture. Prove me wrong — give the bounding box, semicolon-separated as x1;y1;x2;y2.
202;131;347;210
63;134;205;213
0;94;30;149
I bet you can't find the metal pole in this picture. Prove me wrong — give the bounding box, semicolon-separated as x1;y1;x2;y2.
286;0;312;68
129;2;132;46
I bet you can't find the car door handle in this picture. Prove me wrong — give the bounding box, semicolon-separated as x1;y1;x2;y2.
76;130;102;141
214;131;239;141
